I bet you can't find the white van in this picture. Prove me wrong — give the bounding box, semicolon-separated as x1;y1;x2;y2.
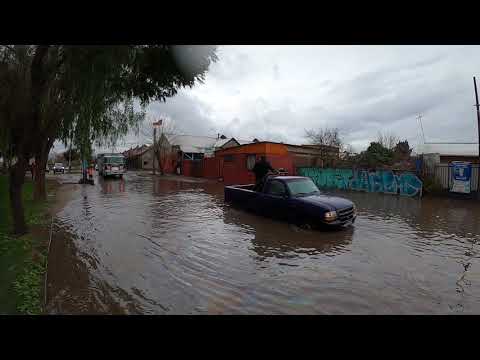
97;153;125;178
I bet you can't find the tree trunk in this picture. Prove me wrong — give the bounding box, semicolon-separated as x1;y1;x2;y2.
33;155;47;201
159;158;165;175
33;147;49;201
155;152;165;175
9;156;28;235
33;136;55;201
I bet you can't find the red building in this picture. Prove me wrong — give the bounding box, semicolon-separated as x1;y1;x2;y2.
124;137;332;185
215;142;296;185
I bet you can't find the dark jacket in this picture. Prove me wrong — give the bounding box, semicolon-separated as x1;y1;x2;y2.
252;159;274;182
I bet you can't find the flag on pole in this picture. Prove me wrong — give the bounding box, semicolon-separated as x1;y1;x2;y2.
153;119;162;127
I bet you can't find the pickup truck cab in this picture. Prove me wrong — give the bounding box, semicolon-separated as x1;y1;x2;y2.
225;176;357;229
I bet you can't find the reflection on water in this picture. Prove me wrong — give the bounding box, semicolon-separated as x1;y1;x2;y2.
100;177;126;194
48;172;480;314
222;206;354;260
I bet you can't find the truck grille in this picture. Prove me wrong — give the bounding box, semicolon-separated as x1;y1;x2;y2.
337;206;354;222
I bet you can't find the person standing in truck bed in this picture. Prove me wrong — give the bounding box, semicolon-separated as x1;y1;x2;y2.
252;156;275;191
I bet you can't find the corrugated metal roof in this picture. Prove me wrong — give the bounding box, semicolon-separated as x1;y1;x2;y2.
420;143;479;156
164;135;256;153
213;138;233;148
166;134;218;153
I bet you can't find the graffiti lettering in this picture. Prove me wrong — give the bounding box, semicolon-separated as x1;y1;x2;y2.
297;168;423;197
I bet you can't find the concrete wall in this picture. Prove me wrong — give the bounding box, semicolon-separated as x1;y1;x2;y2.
298;167;423;197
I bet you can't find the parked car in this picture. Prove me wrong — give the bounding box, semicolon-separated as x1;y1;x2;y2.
224;175;357;229
53;163;65;174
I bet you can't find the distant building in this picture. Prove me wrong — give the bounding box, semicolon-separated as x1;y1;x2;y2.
215;141;295;185
123;145;150;169
285;144;335;168
438;154;479;164
420;146;480;192
123;134;258;176
122;133;343;183
214;141;340;185
421;144;479;164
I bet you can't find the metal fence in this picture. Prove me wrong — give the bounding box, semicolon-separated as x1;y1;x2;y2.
434;163;479;191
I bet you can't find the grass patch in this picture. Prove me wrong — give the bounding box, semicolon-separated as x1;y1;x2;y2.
0;175;52;314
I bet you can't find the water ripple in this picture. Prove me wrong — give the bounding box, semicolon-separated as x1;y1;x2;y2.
50;173;480;314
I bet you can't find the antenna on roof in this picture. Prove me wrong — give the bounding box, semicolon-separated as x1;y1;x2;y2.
417;114;426;144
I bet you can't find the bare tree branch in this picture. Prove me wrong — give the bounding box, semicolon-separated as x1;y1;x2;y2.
152;117;178;175
376;131;399;150
304;127;343;166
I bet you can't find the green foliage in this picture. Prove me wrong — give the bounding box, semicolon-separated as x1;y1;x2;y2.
422;175;443;194
358;142;394;167
1;45;217;233
62;148;80;162
393;140;412;161
54;45;218;155
1;45;218;160
0;175;49;314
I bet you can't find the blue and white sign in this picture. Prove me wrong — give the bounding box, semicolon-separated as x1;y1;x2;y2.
450;161;472;194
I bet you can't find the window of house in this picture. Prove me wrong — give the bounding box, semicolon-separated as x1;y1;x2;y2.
266;180;287;196
246;154;256;170
183;153;204;161
183;153;194;160
224;155;234;162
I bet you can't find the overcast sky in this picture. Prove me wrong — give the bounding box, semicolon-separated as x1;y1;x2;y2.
56;45;480;156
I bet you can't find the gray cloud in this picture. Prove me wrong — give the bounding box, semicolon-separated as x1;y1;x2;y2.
273;64;280;80
107;46;480;156
146;94;216;136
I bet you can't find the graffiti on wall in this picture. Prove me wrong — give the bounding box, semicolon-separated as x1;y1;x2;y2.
297;167;423;197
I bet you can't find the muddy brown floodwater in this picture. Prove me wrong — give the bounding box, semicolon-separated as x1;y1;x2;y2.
46;171;480;314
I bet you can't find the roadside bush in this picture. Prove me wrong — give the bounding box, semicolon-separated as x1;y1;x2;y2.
422;176;443;194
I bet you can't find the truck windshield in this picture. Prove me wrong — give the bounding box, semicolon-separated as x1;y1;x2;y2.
287;179;320;196
105;157;124;165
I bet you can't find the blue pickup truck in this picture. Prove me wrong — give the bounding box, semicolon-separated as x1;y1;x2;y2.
224;176;357;229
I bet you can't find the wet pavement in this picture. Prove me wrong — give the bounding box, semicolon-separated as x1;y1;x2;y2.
46;171;480;314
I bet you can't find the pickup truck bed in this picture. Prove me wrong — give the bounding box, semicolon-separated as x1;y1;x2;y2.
224;184;258;211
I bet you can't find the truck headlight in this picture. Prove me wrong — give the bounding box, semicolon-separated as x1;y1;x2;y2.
352;204;357;215
324;211;337;221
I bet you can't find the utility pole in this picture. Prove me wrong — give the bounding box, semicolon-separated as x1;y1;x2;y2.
153;126;157;176
151;119;162;175
474;77;480;195
68;139;72;173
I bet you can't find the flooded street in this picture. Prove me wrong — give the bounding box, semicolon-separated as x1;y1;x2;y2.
47;171;480;314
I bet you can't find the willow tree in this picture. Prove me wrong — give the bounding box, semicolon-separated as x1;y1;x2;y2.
0;45;217;235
